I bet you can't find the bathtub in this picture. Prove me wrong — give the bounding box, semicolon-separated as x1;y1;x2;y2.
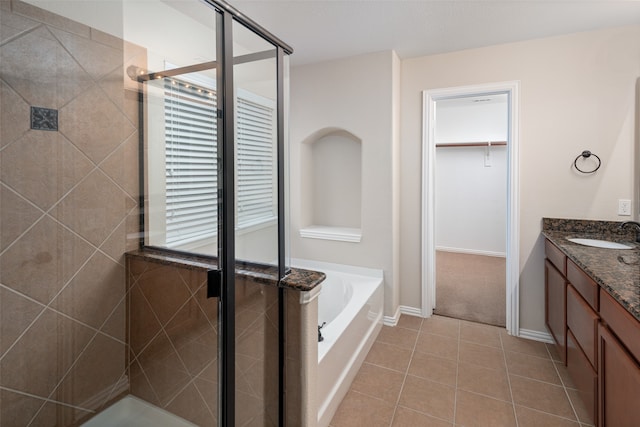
292;259;384;427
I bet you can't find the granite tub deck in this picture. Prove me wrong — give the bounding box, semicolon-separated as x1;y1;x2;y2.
542;218;640;321
126;248;326;291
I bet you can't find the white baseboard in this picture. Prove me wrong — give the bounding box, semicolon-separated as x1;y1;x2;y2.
399;305;423;317
436;246;506;258
383;306;401;326
518;328;554;343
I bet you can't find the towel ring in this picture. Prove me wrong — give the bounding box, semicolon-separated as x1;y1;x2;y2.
574;150;601;174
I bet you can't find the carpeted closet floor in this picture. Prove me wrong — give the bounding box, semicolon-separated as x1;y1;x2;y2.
434;251;506;327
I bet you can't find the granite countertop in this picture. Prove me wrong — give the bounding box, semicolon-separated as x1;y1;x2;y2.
542;218;640;321
126;248;326;292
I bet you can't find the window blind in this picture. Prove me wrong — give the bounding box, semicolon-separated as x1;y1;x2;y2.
164;78;276;247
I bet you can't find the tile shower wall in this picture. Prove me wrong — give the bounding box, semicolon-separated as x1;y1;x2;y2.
0;1;142;425
126;257;280;427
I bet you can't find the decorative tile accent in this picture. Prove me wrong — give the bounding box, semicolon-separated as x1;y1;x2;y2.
30;106;58;131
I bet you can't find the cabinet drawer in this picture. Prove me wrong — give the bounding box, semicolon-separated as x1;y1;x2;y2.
545;239;566;275
567;330;597;425
567;284;598;369
567;259;598;311
600;289;640;361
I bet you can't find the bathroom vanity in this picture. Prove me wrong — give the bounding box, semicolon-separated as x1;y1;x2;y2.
543;218;640;427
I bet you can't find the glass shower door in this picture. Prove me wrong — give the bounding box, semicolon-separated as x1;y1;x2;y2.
126;1;221;425
232;20;281;426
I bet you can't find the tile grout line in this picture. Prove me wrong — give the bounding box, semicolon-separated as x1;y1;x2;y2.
549;344;584;425
500;329;520;427
387;316;423;426
452;319;461;426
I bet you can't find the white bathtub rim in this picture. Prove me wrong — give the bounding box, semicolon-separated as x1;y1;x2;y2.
317;276;380;363
291;258;383;280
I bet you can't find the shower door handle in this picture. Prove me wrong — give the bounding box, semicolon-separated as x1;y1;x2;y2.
207;269;222;298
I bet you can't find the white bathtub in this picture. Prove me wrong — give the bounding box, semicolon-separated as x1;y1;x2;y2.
292;259;384;427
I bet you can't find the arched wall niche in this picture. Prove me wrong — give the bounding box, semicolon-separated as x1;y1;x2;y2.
300;127;363;242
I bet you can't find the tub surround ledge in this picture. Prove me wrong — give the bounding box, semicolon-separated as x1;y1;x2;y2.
126;248;326;291
542;217;640;320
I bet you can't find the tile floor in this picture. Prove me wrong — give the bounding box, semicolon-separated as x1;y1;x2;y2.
329;315;594;427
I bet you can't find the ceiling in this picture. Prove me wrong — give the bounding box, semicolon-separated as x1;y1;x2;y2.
228;0;640;67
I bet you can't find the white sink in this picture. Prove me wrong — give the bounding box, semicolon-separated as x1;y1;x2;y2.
567;238;634;250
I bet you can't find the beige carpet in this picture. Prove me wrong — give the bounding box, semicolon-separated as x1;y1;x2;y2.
434;251;506;326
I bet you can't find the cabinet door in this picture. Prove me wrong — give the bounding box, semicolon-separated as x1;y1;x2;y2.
545;259;566;364
567;330;597;425
599;324;640;427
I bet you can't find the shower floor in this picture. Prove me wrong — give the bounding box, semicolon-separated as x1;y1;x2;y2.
81;396;196;427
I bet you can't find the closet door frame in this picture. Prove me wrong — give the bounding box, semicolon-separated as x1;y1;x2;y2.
421;81;520;335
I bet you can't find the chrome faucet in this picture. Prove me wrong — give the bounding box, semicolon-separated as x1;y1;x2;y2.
619;221;640;242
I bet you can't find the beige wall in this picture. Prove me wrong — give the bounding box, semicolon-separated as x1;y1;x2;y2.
400;25;640;332
290;51;401;316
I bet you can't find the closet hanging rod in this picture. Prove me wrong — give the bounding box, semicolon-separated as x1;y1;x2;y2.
435;141;507;148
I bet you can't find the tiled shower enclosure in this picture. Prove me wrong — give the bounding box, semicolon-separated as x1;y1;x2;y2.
0;0;142;424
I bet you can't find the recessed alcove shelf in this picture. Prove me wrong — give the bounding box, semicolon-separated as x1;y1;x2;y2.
299;225;362;242
300;127;363;242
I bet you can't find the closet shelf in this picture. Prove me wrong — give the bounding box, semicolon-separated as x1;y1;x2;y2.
436;141;507;148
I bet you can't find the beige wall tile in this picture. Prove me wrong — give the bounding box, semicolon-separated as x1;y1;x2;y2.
165;383;216;426
51;251;125;329
50;27;122;80
129;285;162;355
0;184;42;252
0;385;47;426
0;26;91;107
0;216;94;304
1;131;93;210
0;286;44;358
0;308;94;398
52;333;126;408
11;0;90;37
59;84;135;164
0;80;30;148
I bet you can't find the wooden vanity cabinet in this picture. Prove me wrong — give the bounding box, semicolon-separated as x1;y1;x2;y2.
565;259;599;425
598;290;640;427
545;240;567;363
544;237;640;427
545;259;567;363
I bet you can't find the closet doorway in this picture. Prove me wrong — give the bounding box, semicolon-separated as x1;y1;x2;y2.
421;82;520;334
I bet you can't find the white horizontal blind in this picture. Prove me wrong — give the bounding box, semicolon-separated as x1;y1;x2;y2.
164;79;276;247
236;96;275;228
164;79;218;246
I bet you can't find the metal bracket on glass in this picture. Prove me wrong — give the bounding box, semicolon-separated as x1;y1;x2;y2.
207;269;222;298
